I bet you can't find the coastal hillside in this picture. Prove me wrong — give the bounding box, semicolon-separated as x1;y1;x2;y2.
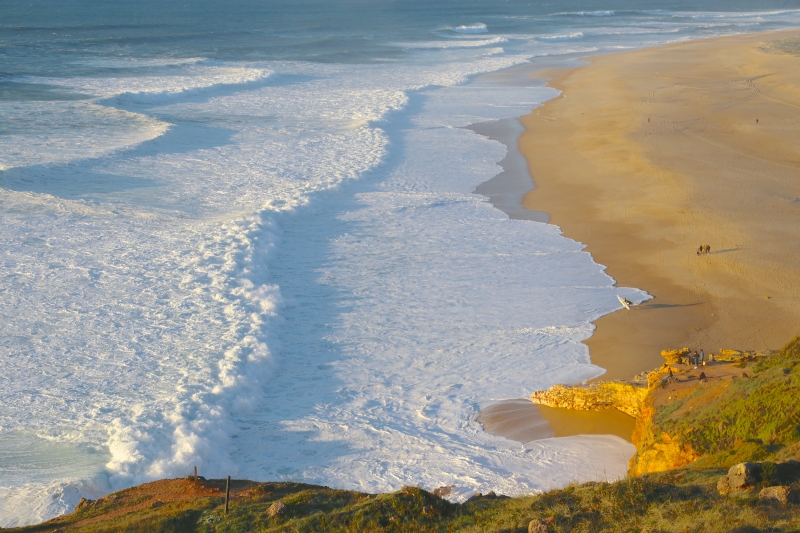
632;338;800;475
6;338;799;532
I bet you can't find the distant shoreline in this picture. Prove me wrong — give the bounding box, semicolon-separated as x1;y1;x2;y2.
520;29;800;382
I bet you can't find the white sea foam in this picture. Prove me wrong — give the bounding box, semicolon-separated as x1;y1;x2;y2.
23;66;272;99
452;23;488;34
0;48;537;525
4;6;800;526
228;78;646;502
552;10;615;17
74;57;207;69
0;101;169;170
397;37;507;49
537;32;585;42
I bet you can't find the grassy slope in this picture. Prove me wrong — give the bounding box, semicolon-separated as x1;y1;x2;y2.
5;339;800;533
5;474;800;533
653;337;800;468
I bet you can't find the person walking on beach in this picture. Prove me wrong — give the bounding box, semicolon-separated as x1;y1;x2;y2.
693;351;699;369
697;245;703;256
700;349;705;365
706;245;711;254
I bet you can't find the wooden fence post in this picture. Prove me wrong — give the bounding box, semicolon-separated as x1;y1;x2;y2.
225;475;231;514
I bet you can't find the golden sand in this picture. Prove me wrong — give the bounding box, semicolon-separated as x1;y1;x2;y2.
521;30;800;382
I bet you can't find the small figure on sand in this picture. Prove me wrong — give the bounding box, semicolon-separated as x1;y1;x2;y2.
700;349;705;365
699;372;707;382
696;244;712;255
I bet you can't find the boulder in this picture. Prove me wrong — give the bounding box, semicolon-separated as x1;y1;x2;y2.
431;485;453;497
661;348;690;365
728;462;762;489
75;498;96;511
716;475;731;495
266;501;286;517
759;485;793;505
529;518;551;533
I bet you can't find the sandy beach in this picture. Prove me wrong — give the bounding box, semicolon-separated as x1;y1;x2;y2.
480;30;800;445
521;30;800;383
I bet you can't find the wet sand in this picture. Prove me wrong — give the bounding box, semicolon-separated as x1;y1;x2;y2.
521;30;800;382
477;400;636;443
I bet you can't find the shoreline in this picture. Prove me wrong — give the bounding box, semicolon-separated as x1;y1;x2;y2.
468;63;639;444
520;29;800;383
475;29;800;445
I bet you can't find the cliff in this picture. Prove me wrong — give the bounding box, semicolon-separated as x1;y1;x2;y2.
530;337;800;477
529;381;649;418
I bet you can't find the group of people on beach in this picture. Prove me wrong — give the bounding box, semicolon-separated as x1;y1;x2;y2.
678;349;708;368
662;350;711;387
696;244;712;255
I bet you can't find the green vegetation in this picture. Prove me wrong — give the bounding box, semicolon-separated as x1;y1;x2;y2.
652;338;800;467
5;472;800;533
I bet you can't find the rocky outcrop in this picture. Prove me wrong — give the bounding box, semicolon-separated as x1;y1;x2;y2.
628;427;700;476
75;498;96;511
431;486;453;497
266;501;286;517
717;463;763;495
528;518;553;532
529;381;649;418
729;462;763;489
717;460;800;495
759;486;794;505
660;348;690;365
528;371;698;475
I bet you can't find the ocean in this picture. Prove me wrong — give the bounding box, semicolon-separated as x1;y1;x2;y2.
2;0;800;525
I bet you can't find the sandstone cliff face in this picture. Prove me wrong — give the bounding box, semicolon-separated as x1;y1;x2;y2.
529;340;798;477
627;394;700;476
528;370;698;476
529;381;649;418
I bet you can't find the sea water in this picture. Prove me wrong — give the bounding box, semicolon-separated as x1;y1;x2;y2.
2;0;800;525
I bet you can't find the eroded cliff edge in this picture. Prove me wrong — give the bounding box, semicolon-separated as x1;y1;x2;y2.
530;338;800;476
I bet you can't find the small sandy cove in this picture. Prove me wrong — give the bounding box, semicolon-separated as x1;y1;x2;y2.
521;30;800;383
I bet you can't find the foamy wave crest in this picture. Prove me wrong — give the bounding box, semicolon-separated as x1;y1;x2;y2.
104;213;282;485
682;9;800;19
25;66;273;102
0;101;169;170
552;10;614;17
451;23;488;34
537;32;585;42
76;57;207;69
398;37;507;49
